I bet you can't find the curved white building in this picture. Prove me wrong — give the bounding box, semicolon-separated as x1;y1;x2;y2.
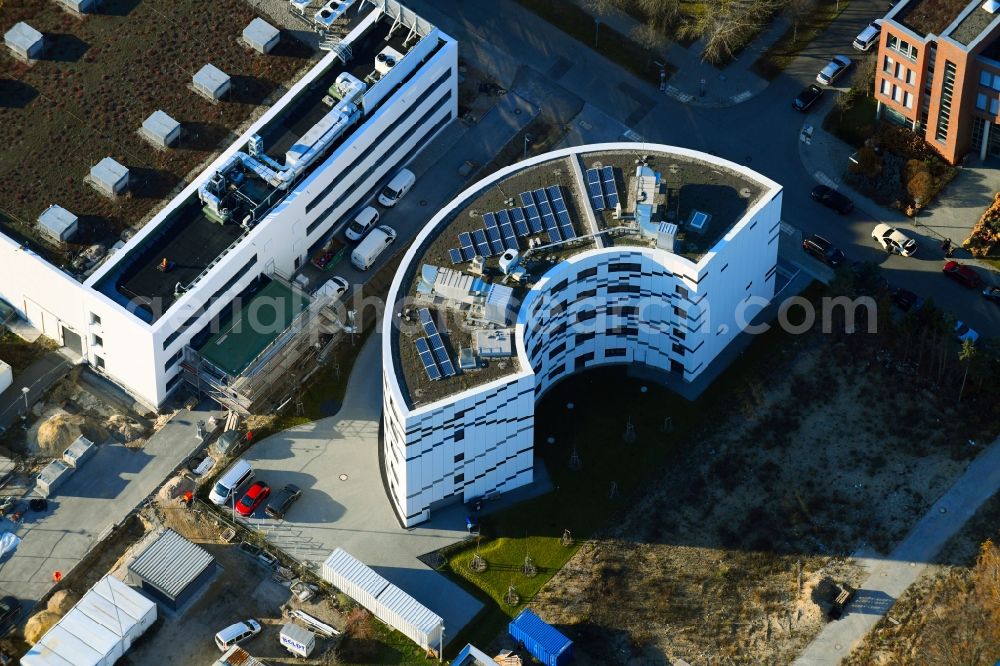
382;144;783;526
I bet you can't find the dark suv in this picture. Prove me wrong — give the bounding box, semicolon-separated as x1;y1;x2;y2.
793;84;824;112
810;185;854;214
801;234;846;267
264;483;301;520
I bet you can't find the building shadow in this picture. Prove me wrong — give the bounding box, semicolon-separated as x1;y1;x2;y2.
0;80;38;109
99;0;142;16
128;166;178;200
228;74;276;105
44;34;90;63
269;34;315;60
178;121;233;152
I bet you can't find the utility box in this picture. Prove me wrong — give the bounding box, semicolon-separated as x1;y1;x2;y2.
0;361;11;395
141;110;181;148
37;459;73;497
243;18;281;54
279;623;316;657
63;435;96;468
38;205;79;244
89;157;130;197
5;22;44;61
193;64;231;101
508;609;573;666
56;0;98;13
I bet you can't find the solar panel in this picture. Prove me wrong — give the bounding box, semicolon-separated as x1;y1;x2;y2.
520;192;544;233
586;168;606;210
497;209;518;250
458;232;475;259
448;248;463;265
415;337;442;381
418;307;434;328
472;229;491;256
534;189;561;243
483;212;498;231
485;225;505;255
548;186;575;239
602;166;620;208
418;309;456;377
510;207;530;237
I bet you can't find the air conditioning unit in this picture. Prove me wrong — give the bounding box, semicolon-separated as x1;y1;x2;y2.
375;46;404;76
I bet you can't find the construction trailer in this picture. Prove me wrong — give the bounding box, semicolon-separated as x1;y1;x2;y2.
508;609;573;666
21;575;157;666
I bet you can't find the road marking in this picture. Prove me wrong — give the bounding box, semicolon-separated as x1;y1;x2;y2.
731;90;752;104
664;85;693;103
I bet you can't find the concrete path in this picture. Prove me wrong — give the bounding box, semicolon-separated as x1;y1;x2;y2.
0;402;220;613
0;351;74;432
242;331;485;645
794;435;1000;665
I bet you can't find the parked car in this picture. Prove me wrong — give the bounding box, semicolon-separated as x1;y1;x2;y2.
816;55;852;85
215;619;262;651
984;285;1000;303
942;260;983;288
871;223;917;256
316;276;349;300
810;185;854;213
793;84;824;112
377;168;415;207
802;234;846;267
265;484;302;520
853;20;882;51
0;596;20;636
344;206;379;242
236;481;271;517
891;287;922;312
955;320;980;344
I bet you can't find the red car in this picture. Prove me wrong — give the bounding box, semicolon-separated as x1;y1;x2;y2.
942;261;983;288
236;481;270;517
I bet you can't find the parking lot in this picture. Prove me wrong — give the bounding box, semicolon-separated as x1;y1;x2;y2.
237;333;485;644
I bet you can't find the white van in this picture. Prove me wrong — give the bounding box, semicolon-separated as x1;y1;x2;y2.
377;169;415;207
345;206;379;242
215;619;261;652
350;225;396;271
208;459;254;505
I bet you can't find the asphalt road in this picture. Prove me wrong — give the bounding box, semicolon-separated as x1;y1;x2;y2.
404;0;1000;338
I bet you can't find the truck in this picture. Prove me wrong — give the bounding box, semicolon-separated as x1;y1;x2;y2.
311;236;347;271
279;622;316;658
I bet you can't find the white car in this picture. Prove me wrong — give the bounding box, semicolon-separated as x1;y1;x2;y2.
816;55;852;85
853;21;882;51
344;206;379;242
871;223;917;256
955;321;979;344
316;276;349;300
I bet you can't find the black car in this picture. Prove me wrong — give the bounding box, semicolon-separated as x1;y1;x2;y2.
891;288;922;312
983;286;1000;304
810;185;854;214
793;84;824;112
801;234;846;267
0;596;20;635
264;483;301;520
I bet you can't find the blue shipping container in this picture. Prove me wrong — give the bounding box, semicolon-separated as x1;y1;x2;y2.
508;609;573;666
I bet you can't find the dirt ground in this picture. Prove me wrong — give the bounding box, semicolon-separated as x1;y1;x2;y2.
122;499;346;665
528;334;980;665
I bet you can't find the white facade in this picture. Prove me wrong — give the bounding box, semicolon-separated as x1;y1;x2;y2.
0;1;457;410
382;144;783;526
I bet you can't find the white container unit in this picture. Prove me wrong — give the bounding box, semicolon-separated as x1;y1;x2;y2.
63;435;96;468
320;548;443;653
37;459;72;497
21;575;157;666
0;360;11;394
279;622;316;657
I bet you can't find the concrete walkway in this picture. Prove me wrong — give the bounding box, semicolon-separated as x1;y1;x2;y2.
794;435;1000;665
0;350;74;432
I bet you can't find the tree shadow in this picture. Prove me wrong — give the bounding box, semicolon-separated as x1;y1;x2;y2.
0;79;38;108
99;0;142;16
44;34;90;63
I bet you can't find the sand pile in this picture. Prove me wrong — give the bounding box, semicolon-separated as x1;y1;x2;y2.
24;610;60;645
36;414;108;456
107;413;147;443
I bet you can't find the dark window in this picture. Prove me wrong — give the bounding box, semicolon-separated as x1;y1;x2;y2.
164;350;182;372
576;310;596;323
574;289;597;303
454;429;465;442
575;352;595;369
454;452;464;463
551;279;569;293
165;372;183;392
608;262;641;273
548;363;566;378
454;473;465;484
578;267;598;280
95;356;106;369
575;331;595;345
552;321;567;336
673;306;688;318
608;284;640;294
673;342;686;355
92;334;103;347
673;328;686;341
605;348;627;358
548;342;567;358
675;284;689;299
671;359;685;374
90;313;101;325
610;305;638;317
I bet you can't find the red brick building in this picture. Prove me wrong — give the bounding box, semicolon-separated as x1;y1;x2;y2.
875;0;1000;163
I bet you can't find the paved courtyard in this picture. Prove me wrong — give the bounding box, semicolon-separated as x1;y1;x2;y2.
241;332;486;644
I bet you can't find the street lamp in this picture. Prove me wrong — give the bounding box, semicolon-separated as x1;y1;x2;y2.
21;387;29;414
523;134;532;160
594;19;601;47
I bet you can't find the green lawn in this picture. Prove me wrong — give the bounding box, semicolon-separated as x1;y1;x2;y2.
824;93;878;148
752;0;851;80
441;315;802;650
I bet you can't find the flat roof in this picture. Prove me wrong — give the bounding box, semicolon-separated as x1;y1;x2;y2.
198;279;310;376
949;1;1000;44
128;529;214;599
0;0;314;271
393;148;764;408
894;0;975;37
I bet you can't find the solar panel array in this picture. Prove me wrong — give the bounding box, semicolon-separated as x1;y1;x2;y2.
414;308;456;379
448;185;578;263
585;166;620;211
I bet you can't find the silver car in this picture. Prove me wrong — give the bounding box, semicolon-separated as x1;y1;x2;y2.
817;55;852;85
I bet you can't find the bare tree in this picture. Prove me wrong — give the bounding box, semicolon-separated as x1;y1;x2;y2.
786;0;817;43
680;0;783;64
958;338;976;402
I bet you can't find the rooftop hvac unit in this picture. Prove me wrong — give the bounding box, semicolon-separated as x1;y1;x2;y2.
687;210;711;233
375;46;404;76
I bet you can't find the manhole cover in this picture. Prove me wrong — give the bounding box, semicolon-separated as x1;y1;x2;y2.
339;474;348;481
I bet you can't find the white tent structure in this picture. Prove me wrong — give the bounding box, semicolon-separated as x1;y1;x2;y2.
321;548;444;653
22;575;157;666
